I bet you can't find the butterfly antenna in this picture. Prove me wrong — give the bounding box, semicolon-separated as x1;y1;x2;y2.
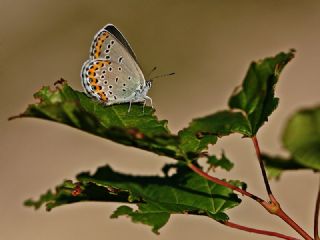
150;72;175;81
147;66;157;79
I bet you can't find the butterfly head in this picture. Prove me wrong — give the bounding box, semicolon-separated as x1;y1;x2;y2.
146;80;152;89
139;80;152;97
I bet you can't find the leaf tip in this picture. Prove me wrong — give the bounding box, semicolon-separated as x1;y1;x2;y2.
8;114;23;121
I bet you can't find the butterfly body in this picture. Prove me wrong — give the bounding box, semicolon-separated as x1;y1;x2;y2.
80;24;152;108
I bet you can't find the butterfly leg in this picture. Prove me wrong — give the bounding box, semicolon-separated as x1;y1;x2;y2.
142;98;148;113
145;96;153;108
128;101;132;112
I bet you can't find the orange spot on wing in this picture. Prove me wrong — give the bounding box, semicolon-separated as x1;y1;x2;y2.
98;60;110;66
94;32;109;58
98;92;108;102
89;77;97;84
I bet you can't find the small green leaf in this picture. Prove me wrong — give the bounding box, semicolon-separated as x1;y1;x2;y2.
24;190;54;210
282;106;320;170
229;50;295;135
262;154;309;180
207;211;229;221
24;180;134;211
185;111;252;137
111;204;170;234
111;205;134;217
178;127;217;157
207;152;234;171
178;111;251;157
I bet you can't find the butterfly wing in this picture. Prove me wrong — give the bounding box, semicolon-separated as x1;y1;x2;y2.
89;24;142;72
89;24;137;61
81;24;146;104
81;59;144;104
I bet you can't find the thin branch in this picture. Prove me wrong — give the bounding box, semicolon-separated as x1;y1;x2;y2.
251;136;312;240
276;207;312;240
252;136;275;201
187;162;313;240
314;176;320;240
187;163;267;206
222;221;300;240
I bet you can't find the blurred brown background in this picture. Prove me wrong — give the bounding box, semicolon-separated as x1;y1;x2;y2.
1;1;319;239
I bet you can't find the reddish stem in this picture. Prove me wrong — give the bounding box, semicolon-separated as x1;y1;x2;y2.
222;221;300;240
314;176;320;240
188;163;270;209
187;163;265;204
276;207;312;240
187;162;313;240
251;136;312;240
252;136;274;200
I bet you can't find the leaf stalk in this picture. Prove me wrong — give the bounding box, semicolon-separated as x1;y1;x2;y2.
252;136;274;201
188;162;312;240
251;136;312;240
314;175;320;240
222;220;300;240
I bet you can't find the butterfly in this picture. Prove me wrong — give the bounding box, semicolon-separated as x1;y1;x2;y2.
80;24;152;112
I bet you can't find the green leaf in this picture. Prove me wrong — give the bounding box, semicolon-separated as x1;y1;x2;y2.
77;164;242;215
24;180;133;211
24;190;55;210
262;154;309;180
229;50;295;135
207;211;229;221
207;152;234;171
111;204;170;234
178;111;251;157
262;106;320;179
177;51;295;157
10;81;183;160
282;106;320;170
25;164;244;233
178;127;218;157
